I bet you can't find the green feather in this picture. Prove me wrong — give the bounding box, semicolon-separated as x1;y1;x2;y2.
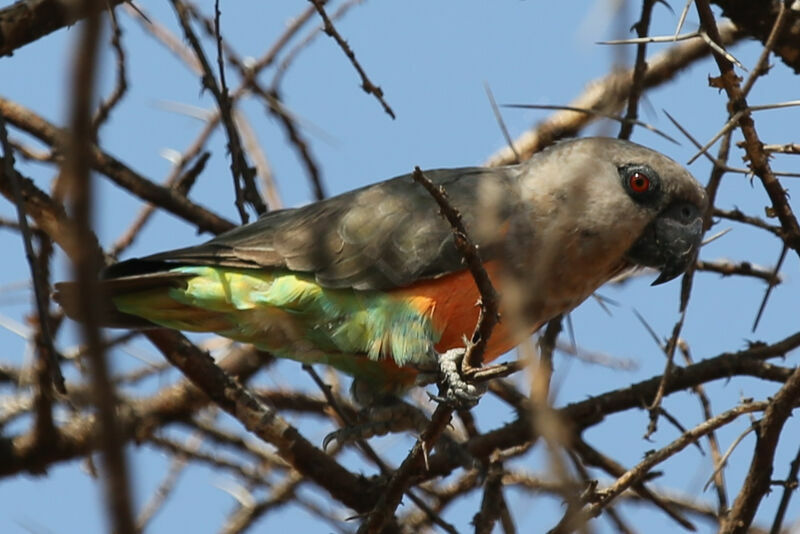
113;266;440;370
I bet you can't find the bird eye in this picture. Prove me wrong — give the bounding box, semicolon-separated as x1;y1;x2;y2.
629;171;650;193
619;164;660;204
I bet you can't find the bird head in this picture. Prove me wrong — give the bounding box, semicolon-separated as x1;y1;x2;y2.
520;137;708;291
603;139;708;285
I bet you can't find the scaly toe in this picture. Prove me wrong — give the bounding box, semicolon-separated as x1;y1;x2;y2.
436;347;488;408
322;402;430;450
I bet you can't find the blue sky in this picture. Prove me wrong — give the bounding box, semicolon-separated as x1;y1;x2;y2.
0;1;798;533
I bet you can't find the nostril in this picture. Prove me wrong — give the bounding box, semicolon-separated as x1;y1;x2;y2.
665;203;699;224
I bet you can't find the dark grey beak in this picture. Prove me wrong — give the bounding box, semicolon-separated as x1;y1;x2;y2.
625;202;704;286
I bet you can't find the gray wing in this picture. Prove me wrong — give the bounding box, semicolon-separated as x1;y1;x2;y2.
109;166;525;290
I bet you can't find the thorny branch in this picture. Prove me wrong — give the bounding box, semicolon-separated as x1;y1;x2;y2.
307;0;395;119
695;0;800;258
617;0;656;140
357;168;502;533
0;3;797;534
169;0;266;222
486;20;742;166
411;167;500;372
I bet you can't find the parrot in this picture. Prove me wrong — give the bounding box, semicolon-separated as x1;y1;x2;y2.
55;137;707;406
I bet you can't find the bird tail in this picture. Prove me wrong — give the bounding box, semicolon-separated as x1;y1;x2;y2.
54;270;195;329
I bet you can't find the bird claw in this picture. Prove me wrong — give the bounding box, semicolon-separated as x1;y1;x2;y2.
321;348;486;449
322;401;429;450
435;347;487;408
323;423;388;451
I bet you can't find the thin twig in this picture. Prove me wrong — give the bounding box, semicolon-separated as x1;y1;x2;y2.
272;0;365;89
128;2;331;204
618;0;656;140
170;0;266;221
752;244;787;332
265;89;326;200
674;0;693;38
677;340;729;514
762;143;800;155
110;151;211;258
645;311;687;438
148;433;266;485
307;0;395;119
235;110;282;209
695;0;800;260
722;366;800;532
704;424;756;492
64;1;137;531
357;166;503;533
712;208;783;238
769;444;800;534
144;329;375;513
698;30;747;71
0;96;235;234
300;365;458;533
550;401;769;533
356;404;455;534
31;234;60;449
0;114;64;395
567;449;634;534
598;30;701;45
484;83;520;164
696;258;782;285
741;1;791;97
572;437;695;530
412;167;500;372
503;104;678;145
220;471;311;534
486;21;741;166
137;432;203;529
92;4;128;131
473;454;506;534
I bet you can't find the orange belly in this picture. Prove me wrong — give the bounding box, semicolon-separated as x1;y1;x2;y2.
395;261;529;363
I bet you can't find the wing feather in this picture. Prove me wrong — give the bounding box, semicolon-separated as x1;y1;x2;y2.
108;166;524;290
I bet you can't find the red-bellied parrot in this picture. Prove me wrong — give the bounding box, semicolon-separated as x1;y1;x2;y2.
55;137;707;404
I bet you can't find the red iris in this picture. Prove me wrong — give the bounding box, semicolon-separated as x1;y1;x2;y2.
629;171;650;193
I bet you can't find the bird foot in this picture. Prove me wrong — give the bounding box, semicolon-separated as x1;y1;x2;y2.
321;348;486;449
430;347;487;408
322;400;429;450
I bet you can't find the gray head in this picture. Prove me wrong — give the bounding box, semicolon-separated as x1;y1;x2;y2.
519;137;707;288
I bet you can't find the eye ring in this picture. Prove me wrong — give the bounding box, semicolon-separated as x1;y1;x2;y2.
629;171;651;193
619;164;660;204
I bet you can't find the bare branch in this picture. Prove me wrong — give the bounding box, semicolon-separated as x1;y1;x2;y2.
61;1;136;530
307;0;395;119
0;0;126;56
